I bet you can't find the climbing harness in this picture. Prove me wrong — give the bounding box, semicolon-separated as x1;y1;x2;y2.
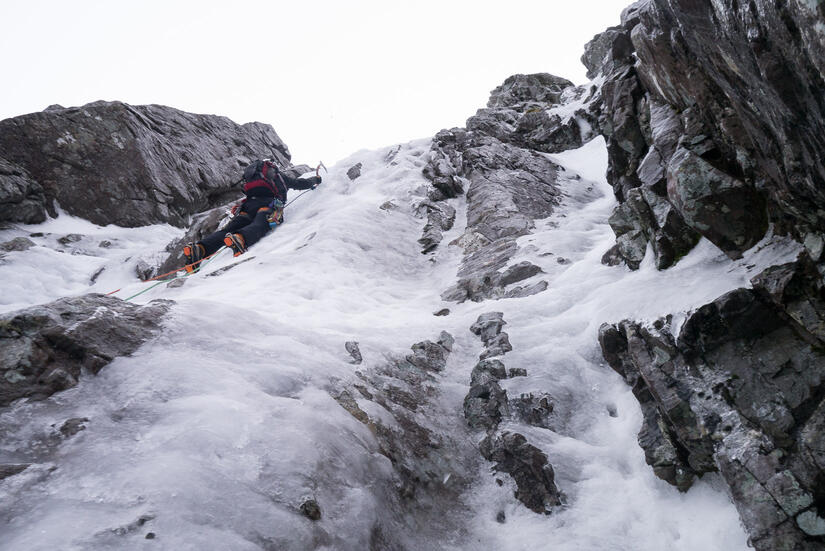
267;199;285;228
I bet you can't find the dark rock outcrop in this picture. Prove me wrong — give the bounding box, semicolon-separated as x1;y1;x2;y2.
479;431;563;514
300;499;322;521
463;313;563;514
0;101;293;227
345;341;363;364
418;200;456;254
590;3;825;545
0;294;171;407
0;463;30;481
422;73;592;297
469;312;513;359
467;73;597;155
464;358;510;430
599;256;825;550
346;163;362;181
590;0;825;268
510;393;558;431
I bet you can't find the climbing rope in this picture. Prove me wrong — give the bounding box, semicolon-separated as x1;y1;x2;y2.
112;246;229;302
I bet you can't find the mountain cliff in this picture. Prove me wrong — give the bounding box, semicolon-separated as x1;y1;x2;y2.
1;1;823;549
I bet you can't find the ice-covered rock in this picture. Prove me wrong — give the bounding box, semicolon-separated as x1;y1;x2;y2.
600;256;825;550
479;431;563;514
0;294;170;407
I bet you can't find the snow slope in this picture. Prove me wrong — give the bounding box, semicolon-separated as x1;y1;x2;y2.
0;137;802;550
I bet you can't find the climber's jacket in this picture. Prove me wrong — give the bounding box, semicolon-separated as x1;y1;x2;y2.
243;160;320;202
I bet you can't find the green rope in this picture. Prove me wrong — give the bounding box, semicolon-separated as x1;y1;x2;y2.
123;279;167;301
123;246;228;302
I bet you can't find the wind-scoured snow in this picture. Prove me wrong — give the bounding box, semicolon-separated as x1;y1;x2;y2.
0;137;803;550
0;210;182;314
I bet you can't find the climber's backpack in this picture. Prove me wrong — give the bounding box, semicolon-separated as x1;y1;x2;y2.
242;159;287;200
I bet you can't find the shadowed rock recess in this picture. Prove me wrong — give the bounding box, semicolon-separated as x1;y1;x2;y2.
0;101;294;227
593;3;825;549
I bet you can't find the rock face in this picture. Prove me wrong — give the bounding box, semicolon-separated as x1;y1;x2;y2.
0;295;171;407
0;101;293;227
0;158;47;225
599;256;825;550
591;3;825;547
590;0;825;268
422;72;601;301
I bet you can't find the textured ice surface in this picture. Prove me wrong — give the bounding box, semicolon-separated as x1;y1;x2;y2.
1;137;799;549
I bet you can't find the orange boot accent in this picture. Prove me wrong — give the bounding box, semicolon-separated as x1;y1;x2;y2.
223;233;246;257
183;243;205;272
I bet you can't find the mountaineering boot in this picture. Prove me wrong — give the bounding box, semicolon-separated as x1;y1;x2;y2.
182;242;206;272
224;232;247;257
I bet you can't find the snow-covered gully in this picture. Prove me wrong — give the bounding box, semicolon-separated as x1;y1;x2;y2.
3;3;825;547
1;135;800;550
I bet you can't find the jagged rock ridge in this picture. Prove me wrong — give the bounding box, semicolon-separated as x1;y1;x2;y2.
423;73;599;302
589;0;825;269
463;312;563;514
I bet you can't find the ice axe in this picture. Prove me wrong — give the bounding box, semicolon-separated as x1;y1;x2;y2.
310;161;327;190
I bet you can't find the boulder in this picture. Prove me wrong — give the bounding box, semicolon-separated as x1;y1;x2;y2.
405;335;452;372
346;162;362;181
0;101;292;227
0;237;36;252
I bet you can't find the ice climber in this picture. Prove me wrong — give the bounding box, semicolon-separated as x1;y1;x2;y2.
183;159;321;263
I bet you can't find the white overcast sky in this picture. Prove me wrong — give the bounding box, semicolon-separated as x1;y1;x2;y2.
1;1;627;165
